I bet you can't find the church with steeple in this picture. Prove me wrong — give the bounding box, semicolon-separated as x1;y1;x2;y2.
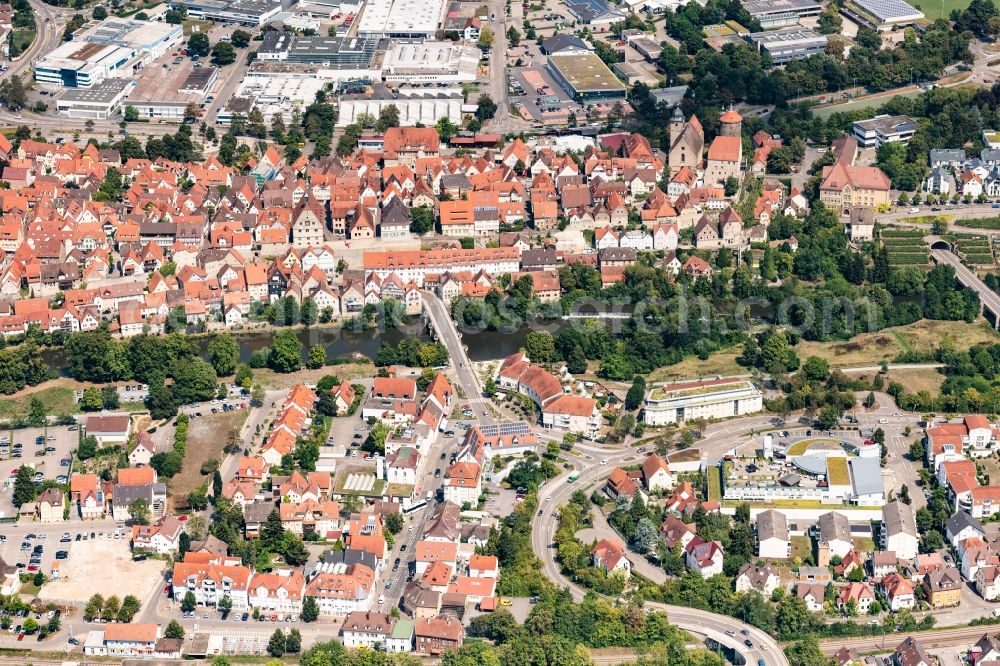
667;107;704;176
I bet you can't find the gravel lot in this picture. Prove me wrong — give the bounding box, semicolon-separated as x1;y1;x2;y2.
38;535;165;603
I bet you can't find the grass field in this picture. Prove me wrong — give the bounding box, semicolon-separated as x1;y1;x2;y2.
796;319;1000;367
255;362;374;389
647;347;743;382
810;89;923;120
11;29;35;53
879;367;946;395
170;409;247;507
919;0;972;20
0;384;79;420
790;535;813;563
648;320;1000;381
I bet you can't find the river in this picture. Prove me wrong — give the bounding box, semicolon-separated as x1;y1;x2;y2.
38;321;564;375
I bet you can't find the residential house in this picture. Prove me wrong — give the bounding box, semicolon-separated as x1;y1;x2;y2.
922;567;962;608
756;509;791;559
591;539;631;578
734;562;779;596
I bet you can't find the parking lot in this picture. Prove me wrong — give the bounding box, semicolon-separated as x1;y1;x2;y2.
0;519;131;593
0;425;79;519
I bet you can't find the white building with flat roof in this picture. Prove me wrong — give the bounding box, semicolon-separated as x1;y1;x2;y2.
338;89;465;126
355;0;446;36
841;0;923;30
36;18;182;88
642;377;762;425
56;77;133;118
381;42;480;82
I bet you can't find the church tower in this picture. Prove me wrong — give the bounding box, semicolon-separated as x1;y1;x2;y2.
669;105;684;148
719;108;743;138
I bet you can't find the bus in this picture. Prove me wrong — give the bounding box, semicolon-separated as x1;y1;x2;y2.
403;499;427;515
567;471;580;483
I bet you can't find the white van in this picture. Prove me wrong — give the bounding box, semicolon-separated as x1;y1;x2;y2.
378;595;386;605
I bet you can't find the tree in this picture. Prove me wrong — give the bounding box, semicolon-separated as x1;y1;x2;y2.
0;76;28;110
84;594;104;621
285;628;302;653
267;630;286;657
119;595;141;622
165;620;185;639
385;511;404;534
171;357;218;405
181;591;197;613
129;498;151;525
631;517;657;553
236;363;253;388
103;596;121;620
476;94;498;121
78;435;98;460
146;373;176;420
801;356;830;381
524;331;556;364
817;4;843;34
188;486;209;511
208;333;240;376
262;509;285;550
92;5;107;19
218;595;233;613
269;330;303;372
212;41;237;65
307;344;327;369
79;386;104;411
102;385;120;410
625;375;646;411
909;440;925;461
124;105;139;122
410;206;434;234
784;637;832;666
301;596;319;622
478;25;495;48
230;29;251;48
506;25;521;46
12;466;34;507
714;174;738;196
375;105;400;132
188;32;210;57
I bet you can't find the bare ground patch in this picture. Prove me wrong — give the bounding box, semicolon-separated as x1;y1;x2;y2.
39;537;164;604
169;409;248;509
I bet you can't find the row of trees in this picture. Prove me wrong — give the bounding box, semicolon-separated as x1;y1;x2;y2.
83;593;142;623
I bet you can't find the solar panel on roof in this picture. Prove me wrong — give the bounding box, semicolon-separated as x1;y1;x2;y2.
854;0;921;20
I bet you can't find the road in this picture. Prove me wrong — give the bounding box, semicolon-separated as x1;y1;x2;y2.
931;248;1000;326
6;0;59;80
421;292;492;424
530;414;789;666
877;204;1000;233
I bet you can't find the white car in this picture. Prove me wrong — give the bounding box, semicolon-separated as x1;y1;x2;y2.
600;459;608;465
908;207;920;213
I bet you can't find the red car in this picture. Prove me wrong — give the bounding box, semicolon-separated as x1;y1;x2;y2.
27;565;38;572
16;633;24;641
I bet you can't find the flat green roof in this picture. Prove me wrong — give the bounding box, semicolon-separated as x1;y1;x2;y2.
549;53;627;93
391;619;415;638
